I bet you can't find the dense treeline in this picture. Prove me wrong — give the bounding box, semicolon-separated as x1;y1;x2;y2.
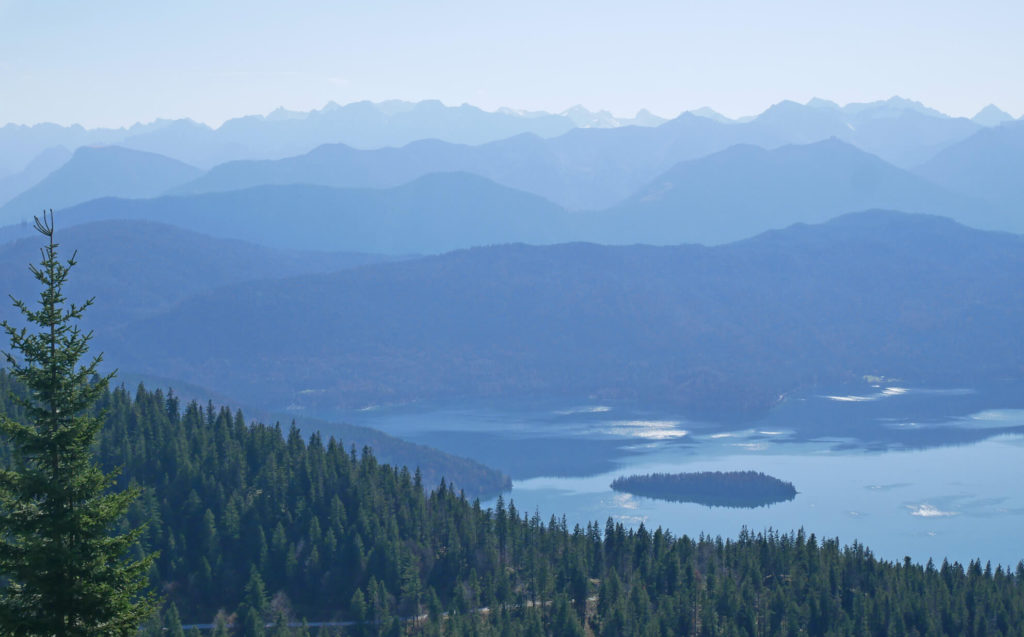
3;376;1024;635
611;471;798;508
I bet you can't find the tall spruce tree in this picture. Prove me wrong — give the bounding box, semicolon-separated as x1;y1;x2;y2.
0;212;156;635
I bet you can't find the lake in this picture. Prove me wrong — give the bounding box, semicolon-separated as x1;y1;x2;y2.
324;379;1024;569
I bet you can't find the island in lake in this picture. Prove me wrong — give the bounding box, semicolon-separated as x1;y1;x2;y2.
611;470;797;508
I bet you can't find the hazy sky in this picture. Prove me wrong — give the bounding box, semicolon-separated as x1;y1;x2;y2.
1;0;1021;128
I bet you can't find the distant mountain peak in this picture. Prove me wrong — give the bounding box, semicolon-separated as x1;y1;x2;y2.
806;98;841;110
686;107;734;124
629;109;669;126
755;99;844;125
496;106;552;119
843;96;950;120
754;100;848;130
415;99;447;111
265;106;307;121
972;104;1015;127
560;105;622;128
765;99;804;112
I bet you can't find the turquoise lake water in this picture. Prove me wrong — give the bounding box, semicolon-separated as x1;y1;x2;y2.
325;381;1024;568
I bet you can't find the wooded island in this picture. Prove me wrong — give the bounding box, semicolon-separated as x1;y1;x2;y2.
611;470;798;508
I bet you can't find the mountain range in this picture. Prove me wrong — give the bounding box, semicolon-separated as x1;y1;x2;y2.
5;96;1015;178
32;139;997;252
0;96;1016;231
0;100;668;177
167;100;989;211
12;211;1012;419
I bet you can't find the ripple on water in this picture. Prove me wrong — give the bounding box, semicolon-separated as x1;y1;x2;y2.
602;420;689;440
554;405;612;415
908;504;958;518
824;387;908;402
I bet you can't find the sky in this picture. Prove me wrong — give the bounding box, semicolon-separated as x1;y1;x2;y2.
0;0;1021;128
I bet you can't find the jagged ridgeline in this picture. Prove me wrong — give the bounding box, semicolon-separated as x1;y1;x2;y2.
3;376;1024;634
611;471;798;508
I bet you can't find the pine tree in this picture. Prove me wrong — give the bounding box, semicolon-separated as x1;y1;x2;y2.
0;212;156;635
211;614;230;637
164;603;186;637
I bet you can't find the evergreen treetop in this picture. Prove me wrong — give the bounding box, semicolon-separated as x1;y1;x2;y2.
0;212;156;636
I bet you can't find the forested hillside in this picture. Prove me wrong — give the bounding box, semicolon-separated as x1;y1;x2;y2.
2;376;1021;635
102;212;1024;417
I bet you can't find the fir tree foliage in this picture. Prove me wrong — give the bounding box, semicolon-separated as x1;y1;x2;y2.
0;212;156;635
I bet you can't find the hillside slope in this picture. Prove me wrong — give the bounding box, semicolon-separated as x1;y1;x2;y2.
915;121;1024;219
0;220;398;329
0;146;201;225
58;172;571;253
100;211;1024;416
588;139;993;244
